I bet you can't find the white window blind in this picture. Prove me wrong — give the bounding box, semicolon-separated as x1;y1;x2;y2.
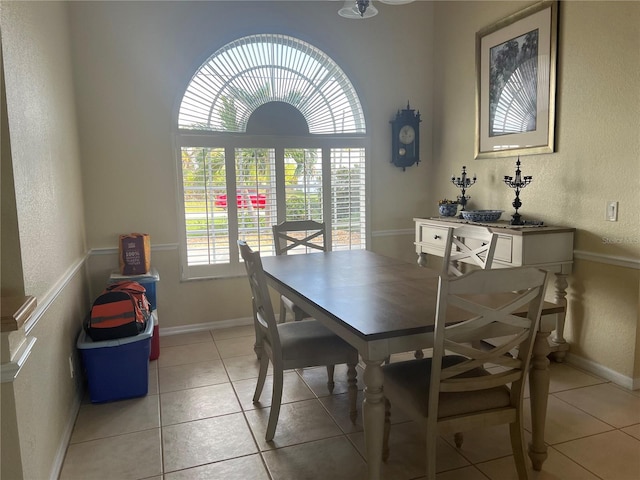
178;34;365;134
235;148;277;258
177;34;368;279
331;148;366;251
284;148;323;222
181;147;229;266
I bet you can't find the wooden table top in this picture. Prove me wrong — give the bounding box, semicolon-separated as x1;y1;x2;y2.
262;250;563;342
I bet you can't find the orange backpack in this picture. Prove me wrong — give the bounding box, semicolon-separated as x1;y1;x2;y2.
87;281;151;341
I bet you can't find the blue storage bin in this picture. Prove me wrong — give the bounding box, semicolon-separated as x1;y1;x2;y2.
77;315;154;403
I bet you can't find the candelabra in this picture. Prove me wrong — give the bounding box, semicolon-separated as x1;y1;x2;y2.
451;166;476;218
503;158;533;225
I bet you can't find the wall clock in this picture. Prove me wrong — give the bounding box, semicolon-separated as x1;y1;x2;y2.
390;102;421;170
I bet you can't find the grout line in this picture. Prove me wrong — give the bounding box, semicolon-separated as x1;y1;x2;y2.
68;329;640;480
547;444;607;480
549;383;638;431
216;336;274;479
157;366;166;476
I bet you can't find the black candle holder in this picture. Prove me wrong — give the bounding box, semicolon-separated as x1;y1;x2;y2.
451;166;476;218
503;158;533;225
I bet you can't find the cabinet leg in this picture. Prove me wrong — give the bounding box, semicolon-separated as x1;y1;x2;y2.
550;273;569;362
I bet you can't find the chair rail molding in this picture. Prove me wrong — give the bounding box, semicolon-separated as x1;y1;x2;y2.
89;243;179;256
1;337;37;383
24;255;87;335
372;228;414;237
573;250;639;270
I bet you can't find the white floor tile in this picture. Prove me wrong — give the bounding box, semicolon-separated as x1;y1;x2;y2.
63;327;640;480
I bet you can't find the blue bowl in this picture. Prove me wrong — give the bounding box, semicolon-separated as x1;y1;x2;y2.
461;210;503;222
438;204;458;217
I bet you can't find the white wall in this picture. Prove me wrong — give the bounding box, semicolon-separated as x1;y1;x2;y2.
1;2;638;477
69;0;640;381
1;1;90;478
68;0;435;326
431;0;640;382
2;1;87;298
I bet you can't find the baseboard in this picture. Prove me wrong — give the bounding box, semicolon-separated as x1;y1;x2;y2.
158;316;254;336
160;318;640;391
47;316;251;478
565;352;637;391
94;317;640;391
49;388;83;480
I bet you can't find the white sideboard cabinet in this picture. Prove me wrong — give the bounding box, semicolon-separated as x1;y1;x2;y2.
414;217;575;360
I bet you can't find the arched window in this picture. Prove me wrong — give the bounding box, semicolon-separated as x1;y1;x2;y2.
177;34;367;279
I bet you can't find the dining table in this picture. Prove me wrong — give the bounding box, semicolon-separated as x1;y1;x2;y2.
261;249;562;480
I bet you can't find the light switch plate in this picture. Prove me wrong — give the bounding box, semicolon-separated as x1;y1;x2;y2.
606;201;618;221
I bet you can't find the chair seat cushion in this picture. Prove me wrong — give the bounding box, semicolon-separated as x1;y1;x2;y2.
278;319;357;365
382;356;511;419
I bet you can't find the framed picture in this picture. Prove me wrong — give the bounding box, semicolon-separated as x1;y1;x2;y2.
475;0;558;159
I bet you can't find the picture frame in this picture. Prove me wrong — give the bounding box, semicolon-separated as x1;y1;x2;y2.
475;0;558;159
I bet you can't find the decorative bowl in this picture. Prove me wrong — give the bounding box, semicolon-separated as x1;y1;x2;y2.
461;210;503;223
438;203;458;217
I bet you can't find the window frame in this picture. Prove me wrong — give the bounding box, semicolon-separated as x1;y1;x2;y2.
176;131;369;280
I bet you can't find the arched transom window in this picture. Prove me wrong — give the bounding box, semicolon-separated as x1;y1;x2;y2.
176;34;368;279
179;34;365;134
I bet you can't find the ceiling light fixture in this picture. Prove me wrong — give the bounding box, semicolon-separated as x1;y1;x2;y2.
338;0;414;19
338;0;378;19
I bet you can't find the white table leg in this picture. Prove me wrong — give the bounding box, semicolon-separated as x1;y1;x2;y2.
363;358;385;480
528;328;551;471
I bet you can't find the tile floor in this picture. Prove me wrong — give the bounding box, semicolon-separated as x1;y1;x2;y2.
60;325;640;479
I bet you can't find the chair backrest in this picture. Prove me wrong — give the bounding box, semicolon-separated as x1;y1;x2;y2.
428;267;549;421
441;225;498;276
238;240;281;354
272;220;326;256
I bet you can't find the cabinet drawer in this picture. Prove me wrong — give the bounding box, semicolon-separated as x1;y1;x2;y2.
494;235;513;264
459;234;513;265
416;224;450;253
414;217;575;273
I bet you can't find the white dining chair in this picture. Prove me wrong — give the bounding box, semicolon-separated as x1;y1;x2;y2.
441;224;498;276
238;240;358;441
272;220;326;323
382;266;550;479
415;225;499;359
